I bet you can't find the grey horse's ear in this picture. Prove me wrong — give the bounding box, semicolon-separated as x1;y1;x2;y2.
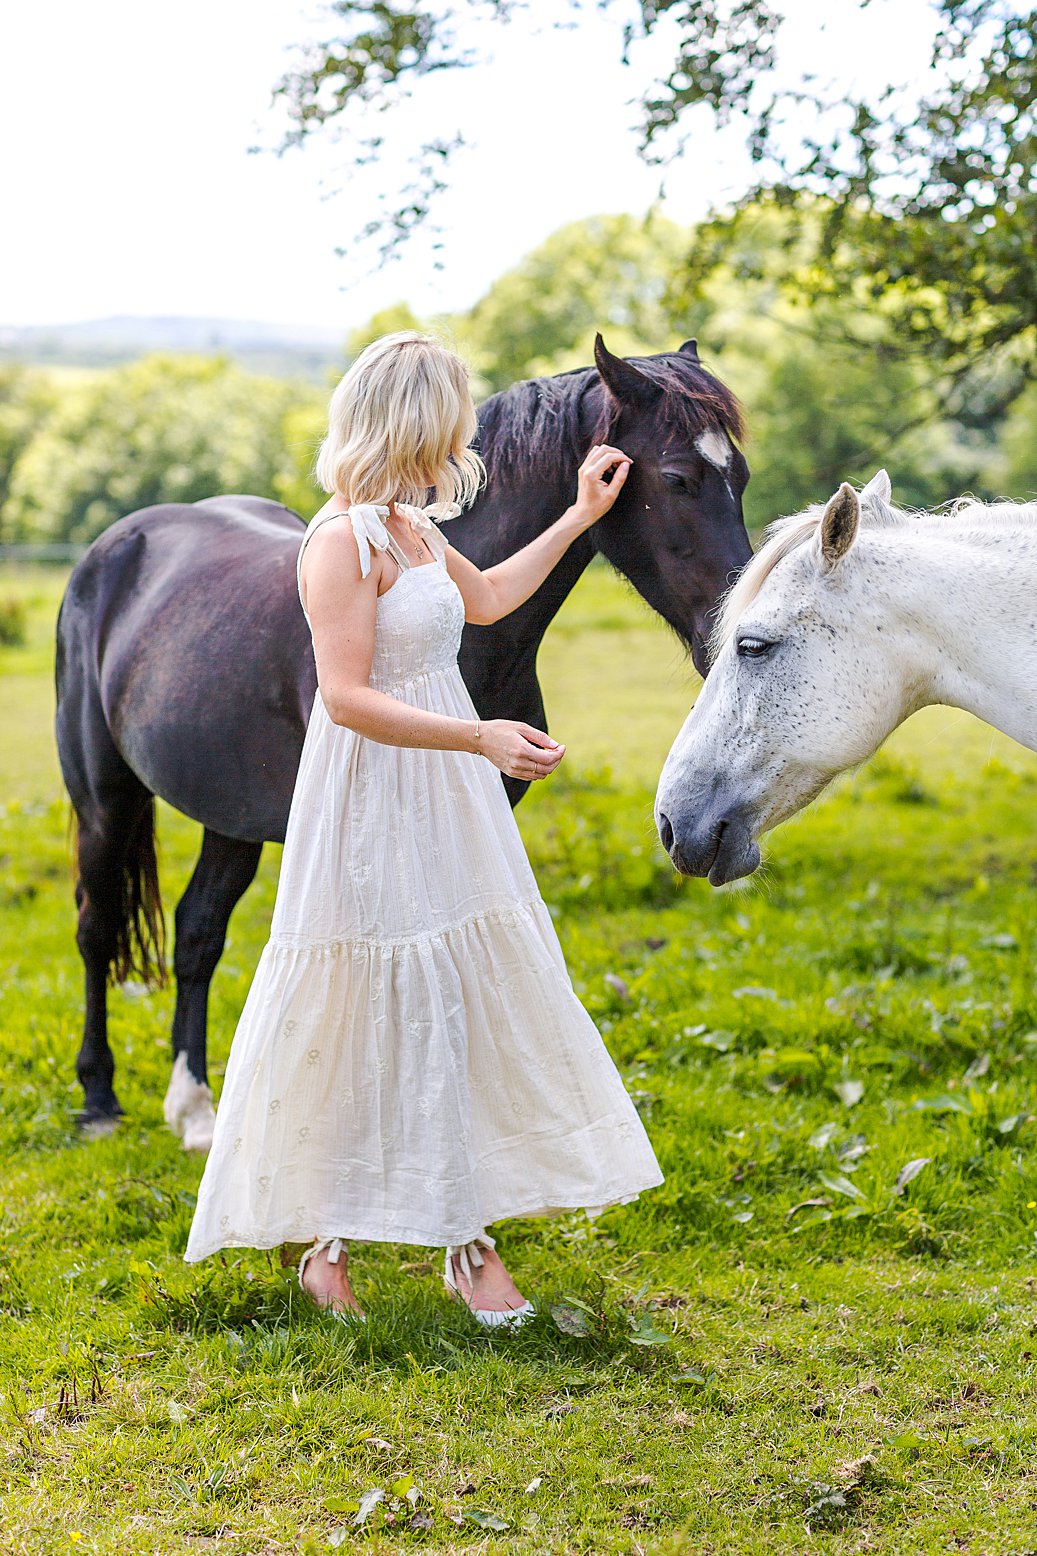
859;469;892;506
677;338;700;361
818;482;860;570
594;333;662;406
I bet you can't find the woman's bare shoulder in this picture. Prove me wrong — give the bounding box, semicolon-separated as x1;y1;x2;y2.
301;514;370;588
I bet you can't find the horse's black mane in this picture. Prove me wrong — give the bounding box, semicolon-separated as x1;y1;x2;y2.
476;353;746;485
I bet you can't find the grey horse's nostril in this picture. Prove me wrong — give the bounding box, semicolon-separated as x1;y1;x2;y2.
658;813;674;853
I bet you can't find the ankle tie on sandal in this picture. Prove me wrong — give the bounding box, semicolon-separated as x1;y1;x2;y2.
298;1235;346;1289
444;1232;496;1286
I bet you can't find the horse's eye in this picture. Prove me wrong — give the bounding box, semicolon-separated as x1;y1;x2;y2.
736;636;773;659
661;470;687;491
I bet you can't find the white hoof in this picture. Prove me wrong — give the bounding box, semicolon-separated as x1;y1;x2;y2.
181;1101;216;1154
164;1051;216;1152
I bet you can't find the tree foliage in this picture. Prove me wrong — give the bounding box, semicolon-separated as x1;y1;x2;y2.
276;1;1037;380
450;213;690;393
5;356;323;545
0;366;57;543
342;208;1007;525
3;203;1034;552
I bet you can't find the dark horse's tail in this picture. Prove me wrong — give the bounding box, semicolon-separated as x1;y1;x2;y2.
68;802;168;989
113;799;167;988
57;531;169;994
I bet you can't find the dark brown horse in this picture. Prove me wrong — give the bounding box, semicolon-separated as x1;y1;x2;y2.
55;335;750;1147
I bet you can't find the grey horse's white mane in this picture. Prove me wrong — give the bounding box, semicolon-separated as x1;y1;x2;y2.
712;477;1037;657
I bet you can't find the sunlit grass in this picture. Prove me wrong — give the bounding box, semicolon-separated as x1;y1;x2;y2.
1;563;1036;1553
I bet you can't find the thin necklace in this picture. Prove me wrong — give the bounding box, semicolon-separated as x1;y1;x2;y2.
389;503;426;562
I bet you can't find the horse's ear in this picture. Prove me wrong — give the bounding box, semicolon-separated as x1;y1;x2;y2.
860;469;892;507
818;482;860;570
594;333;662;407
677;338;699;361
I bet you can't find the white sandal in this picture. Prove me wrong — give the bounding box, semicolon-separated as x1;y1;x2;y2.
444;1233;535;1328
297;1236;365;1321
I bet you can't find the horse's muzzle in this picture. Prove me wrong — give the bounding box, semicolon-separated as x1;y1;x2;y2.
657;805;761;885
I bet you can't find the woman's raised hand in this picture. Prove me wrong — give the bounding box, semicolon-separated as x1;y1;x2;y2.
572;444;632;529
477;720;565;781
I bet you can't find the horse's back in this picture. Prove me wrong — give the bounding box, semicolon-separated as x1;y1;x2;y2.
57;496;316;842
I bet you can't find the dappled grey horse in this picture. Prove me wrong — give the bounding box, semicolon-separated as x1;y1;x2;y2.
656;470;1037;883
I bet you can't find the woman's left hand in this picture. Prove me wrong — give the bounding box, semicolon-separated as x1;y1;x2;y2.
571;444;632;530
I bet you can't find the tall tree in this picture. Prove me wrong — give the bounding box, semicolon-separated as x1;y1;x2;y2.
275;1;1037;385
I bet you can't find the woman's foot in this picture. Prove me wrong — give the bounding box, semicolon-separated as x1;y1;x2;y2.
298;1237;364;1318
446;1240;531;1317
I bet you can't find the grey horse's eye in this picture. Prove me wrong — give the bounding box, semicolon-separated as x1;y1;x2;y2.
736;636;774;659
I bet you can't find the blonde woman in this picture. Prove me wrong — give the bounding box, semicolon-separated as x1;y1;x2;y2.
184;331;662;1322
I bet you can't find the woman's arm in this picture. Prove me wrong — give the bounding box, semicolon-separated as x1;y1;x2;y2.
300;519;565;781
444;444;631;625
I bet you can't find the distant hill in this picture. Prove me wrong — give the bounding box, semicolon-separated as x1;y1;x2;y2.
0;316;345;380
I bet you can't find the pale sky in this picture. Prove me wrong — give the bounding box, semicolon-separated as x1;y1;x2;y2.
0;0;938;334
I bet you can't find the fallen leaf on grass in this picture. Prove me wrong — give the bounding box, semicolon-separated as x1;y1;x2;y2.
909;1093;972;1115
786;1198;831;1221
833;1078;864;1108
353;1487;384;1526
464;1509;511;1531
355;1429;393;1451
894;1157;931;1194
524;1477;543;1495
550;1301;593;1337
817;1171;864;1201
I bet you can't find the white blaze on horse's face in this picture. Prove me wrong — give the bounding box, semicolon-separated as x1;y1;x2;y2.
694;430;732;471
655;471;920;884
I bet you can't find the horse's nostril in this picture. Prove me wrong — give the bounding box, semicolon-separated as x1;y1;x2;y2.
658;813;674;853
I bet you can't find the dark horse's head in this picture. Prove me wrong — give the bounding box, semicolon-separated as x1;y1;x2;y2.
476;335;751;677
587;334;751;676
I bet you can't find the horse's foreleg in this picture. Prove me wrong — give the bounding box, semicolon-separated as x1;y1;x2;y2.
166;829;263;1152
459;632;548;810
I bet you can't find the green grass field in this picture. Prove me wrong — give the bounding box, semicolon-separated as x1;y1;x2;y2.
1;563;1036;1555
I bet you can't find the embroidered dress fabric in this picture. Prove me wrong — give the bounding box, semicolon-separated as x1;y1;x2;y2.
184;504;662;1261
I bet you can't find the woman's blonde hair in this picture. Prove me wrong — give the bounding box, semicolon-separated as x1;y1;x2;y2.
315;330;485;510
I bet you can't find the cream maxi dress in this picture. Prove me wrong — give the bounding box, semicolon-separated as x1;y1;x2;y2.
184;503;662;1263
